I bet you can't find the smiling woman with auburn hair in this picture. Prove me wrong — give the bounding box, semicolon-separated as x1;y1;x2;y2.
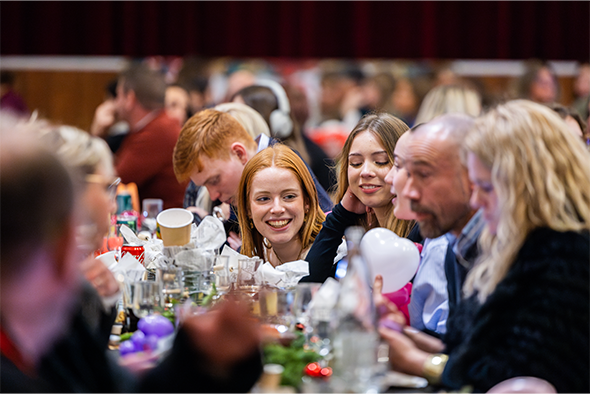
236;143;325;267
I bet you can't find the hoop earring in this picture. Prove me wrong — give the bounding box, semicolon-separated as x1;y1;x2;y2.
263;238;272;249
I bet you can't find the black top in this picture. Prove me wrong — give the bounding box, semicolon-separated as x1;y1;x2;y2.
441;228;590;393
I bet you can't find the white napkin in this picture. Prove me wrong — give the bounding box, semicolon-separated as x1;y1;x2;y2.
110;251;146;284
194;216;226;250
255;260;310;288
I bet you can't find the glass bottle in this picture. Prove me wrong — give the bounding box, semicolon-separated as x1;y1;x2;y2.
331;226;380;393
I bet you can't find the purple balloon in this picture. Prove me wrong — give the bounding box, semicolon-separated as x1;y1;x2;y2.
138;314;174;338
131;330;146;351
119;340;137;356
143;335;159;352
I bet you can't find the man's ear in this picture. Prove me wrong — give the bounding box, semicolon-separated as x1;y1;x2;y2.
230;142;250;165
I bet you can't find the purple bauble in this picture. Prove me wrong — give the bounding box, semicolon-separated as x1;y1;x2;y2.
131;330;146;351
143;334;159;352
119;340;137;356
138;314;174;338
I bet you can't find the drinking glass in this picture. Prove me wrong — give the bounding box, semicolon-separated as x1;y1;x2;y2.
132;281;163;318
259;286;296;329
293;283;322;346
237;257;262;296
213;255;231;298
157;266;184;308
142;198;163;236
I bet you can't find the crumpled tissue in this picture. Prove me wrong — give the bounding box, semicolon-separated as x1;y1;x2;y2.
193;216;226;250
255;260;310;289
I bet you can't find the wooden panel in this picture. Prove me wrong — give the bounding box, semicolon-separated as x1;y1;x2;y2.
11;70;118;130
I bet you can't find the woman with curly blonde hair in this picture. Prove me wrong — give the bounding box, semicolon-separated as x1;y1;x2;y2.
236;143;325;266
380;100;590;393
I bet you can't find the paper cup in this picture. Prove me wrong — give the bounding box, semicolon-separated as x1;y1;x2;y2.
156;208;193;246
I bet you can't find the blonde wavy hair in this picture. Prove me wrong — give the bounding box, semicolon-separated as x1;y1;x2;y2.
464;100;590;301
333;112;414;237
237;144;326;260
415;84;482;125
214;102;271;139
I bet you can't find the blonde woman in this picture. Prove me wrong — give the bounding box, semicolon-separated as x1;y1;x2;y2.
236;144;325;266
414;84;481;125
380;100;590;393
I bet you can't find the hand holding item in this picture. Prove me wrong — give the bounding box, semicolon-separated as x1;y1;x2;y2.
81;254;120;298
374;274;406;328
183;297;261;371
361;227;420;293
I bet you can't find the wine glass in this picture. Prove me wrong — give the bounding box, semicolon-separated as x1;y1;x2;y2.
132;281;163;318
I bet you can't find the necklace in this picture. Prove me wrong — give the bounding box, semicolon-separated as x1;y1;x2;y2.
265;240;304;267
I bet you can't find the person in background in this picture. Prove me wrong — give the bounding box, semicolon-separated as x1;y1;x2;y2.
0;71;29;118
303;112;415;284
572;63;590;122
384;130;449;337
90;79;131;154
112;62;187;209
389;77;430;127
232;80;335;193
414;84;482;125
546;102;588;143
165;83;192;127
0;113;262;393
183;102;272;235
515;60;559;104
236;144;325;266
380;100;590;393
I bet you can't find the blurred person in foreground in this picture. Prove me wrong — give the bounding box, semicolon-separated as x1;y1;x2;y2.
379;100;590;392
0;114;262;392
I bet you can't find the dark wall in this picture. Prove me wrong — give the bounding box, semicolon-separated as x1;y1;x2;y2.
2;1;589;61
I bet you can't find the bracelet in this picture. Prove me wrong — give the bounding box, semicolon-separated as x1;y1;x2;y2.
422;353;449;385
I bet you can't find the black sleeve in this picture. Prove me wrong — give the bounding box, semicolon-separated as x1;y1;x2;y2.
301;202;364;283
139;328;263;393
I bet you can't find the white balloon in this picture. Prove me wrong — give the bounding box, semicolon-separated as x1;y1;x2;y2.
360;227;420;293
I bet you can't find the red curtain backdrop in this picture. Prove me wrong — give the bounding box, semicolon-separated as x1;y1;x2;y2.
2;1;588;61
